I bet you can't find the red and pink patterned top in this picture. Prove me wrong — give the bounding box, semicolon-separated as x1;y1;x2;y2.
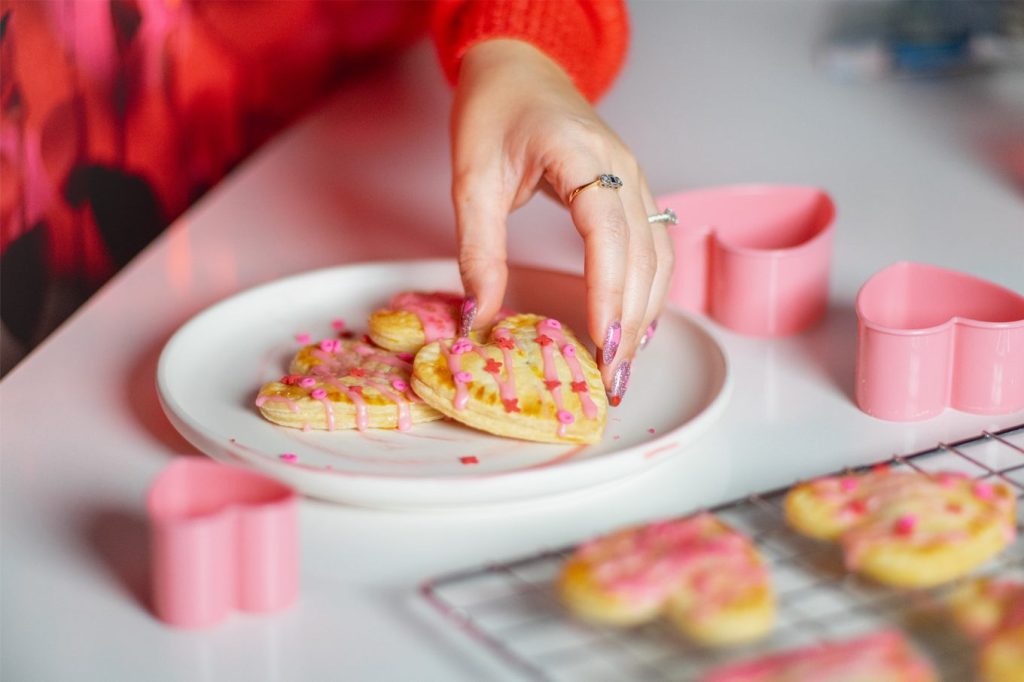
0;0;627;337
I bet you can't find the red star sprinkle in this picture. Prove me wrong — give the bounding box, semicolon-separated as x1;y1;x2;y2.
544;380;561;390
496;336;515;350
281;375;301;385
571;381;588;392
847;499;868;514
348;385;364;396
348;368;366;377
872;463;891;475
502;398;521;413
893;515;916;536
536;334;553;346
484;358;503;374
459;456;479;465
362;334;373;345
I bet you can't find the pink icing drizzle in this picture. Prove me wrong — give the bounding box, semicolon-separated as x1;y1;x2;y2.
435;317;598;439
808;471;1015;570
275;339;420;431
578;514;765;618
389;291;463;342
254;394;299;413
439;341;471;410
701;630;934;682
536;319;599;421
490;330;520;410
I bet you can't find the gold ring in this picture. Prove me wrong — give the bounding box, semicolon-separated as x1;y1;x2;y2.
567;174;623;205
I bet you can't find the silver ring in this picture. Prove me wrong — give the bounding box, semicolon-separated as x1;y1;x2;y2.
647;208;678;225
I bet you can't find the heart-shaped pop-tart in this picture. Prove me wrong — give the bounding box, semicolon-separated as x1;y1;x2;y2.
558;513;775;646
256;337;442;431
411;314;607;444
948;579;1024;682
368;291;468;353
700;630;936;682
784;468;1017;588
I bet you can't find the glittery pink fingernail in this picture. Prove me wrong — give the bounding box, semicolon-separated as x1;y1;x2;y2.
459;296;477;338
602;321;621;365
608;361;630;407
639;319;658;350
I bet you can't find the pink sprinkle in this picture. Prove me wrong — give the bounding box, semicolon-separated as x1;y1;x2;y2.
391;379;408;391
936;472;960;488
279;453;298;462
331;319;346;331
893;515;917;536
973;482;995;500
451;339;474;355
319;339;340;353
295;333;311;344
311;388;328;400
557;410;575;425
543;318;562;329
647;427;656;434
398;352;414;362
839;478;859;493
454;371;473;383
298;377;317;388
561;344;576;358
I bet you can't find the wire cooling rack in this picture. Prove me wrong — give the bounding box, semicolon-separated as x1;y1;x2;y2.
421;424;1024;681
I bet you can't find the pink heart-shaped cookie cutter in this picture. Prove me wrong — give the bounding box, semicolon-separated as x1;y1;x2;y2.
661;185;835;336
148;459;299;628
856;261;1024;421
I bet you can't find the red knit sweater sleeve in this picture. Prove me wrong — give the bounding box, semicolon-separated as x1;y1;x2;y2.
431;0;629;102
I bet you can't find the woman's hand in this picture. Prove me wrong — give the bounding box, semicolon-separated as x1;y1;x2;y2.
450;38;673;404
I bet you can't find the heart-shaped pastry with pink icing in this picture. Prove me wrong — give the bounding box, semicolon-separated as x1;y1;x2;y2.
559;513;776;646
256;337;442;431
948;578;1024;682
412;314;608;444
785;467;1016;588
368;291;467;353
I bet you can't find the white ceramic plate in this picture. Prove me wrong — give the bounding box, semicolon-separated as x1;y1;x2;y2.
157;260;731;508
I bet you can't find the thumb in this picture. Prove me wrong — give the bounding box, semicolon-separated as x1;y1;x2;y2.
453;168;510;335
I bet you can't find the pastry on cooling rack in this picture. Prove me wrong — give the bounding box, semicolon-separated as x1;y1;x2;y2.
412;314;607;445
783;468;1016;588
557;512;775;646
256;338;442;431
367;291;470;353
700;629;936;682
948;578;1024;682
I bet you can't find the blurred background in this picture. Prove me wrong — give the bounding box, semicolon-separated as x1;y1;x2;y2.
2;0;1023;376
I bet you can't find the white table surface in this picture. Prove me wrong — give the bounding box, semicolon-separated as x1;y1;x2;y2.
3;3;1023;680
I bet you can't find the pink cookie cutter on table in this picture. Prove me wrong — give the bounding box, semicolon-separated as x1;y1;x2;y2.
661;185;835;336
148;459;299;628
856;261;1024;421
